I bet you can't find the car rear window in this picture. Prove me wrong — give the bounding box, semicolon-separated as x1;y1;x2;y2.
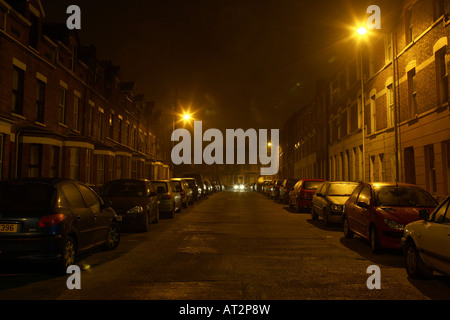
0;183;55;213
152;181;168;193
303;181;323;190
103;180;146;197
374;186;438;207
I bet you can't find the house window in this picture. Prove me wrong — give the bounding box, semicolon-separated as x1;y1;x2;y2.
386;84;394;128
404;147;416;184
370;95;376;134
405;8;413;44
385;33;393;63
96;154;104;185
59;86;67;124
29;144;42;178
12;67;25;115
86;149;92;184
73;95;80;131
109;113;114;139
36;80;45;123
117;117;122;143
49;146;59;178
69;147;80;180
435;48;448;106
408;69;417;118
424;144;437;193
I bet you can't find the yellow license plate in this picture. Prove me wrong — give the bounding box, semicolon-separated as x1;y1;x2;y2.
0;224;18;232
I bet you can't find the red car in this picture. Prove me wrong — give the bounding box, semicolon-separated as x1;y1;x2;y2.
289;179;325;212
343;182;438;254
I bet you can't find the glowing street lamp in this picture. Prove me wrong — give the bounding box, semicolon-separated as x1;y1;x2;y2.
356;26;367;36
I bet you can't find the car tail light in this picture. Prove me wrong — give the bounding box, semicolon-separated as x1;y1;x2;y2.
38;213;65;227
161;195;172;199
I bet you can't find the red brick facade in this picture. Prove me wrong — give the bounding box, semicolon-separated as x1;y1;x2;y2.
0;0;171;187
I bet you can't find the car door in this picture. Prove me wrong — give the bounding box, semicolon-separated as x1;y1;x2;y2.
77;183;108;246
352;186;371;237
146;181;158;221
419;199;450;275
60;182;95;251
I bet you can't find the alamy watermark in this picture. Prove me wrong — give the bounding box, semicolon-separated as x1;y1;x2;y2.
171;121;280;175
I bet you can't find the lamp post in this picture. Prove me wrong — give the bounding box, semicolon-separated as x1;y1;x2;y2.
356;26;367;181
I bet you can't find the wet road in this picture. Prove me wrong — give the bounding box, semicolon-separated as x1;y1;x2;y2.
1;189;450;301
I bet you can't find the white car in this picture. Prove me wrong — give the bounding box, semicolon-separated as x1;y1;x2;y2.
401;196;450;279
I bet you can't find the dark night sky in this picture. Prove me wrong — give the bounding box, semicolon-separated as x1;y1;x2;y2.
40;0;386;131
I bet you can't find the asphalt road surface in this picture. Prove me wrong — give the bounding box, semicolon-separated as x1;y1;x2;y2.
1;189;450;302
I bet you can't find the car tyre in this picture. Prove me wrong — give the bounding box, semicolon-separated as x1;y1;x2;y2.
56;235;76;274
405;240;433;279
323;209;330;227
142;212;149;232
370;225;382;254
104;222;120;251
343;215;354;238
152;207;159;224
311;208;318;220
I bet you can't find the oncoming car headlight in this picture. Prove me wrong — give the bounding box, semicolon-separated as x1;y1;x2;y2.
127;206;144;214
234;185;239;189
240;185;245;190
384;219;404;231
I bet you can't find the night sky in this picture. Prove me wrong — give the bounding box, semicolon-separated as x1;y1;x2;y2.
40;0;389;131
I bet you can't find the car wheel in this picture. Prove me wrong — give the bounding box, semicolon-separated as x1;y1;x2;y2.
104;223;120;250
152;207;159;224
370;225;381;254
311;208;318;220
288;198;293;209
405;240;433;279
295;200;301;213
343;215;354;238
142;212;149;232
323;209;330;227
59;235;76;273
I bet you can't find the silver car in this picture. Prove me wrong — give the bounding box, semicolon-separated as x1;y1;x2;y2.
151;180;182;219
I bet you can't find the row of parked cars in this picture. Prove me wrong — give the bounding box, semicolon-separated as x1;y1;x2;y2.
0;173;223;274
260;178;450;279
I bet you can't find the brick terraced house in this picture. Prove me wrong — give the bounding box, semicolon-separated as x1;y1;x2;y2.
0;0;171;186
282;0;450;201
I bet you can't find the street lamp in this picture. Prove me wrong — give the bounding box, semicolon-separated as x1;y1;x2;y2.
356;25;368;181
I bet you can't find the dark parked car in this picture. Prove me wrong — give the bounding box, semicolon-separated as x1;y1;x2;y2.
270;179;284;200
151;180;182;218
343;182;438;254
289;179;325;212
184;177;201;201
0;178;120;273
182;173;206;198
279;178;299;204
171;178;193;207
311;181;359;226
100;179;159;232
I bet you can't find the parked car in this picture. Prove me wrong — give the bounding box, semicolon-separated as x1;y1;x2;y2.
279;178;299;204
184;177;201;201
402;196;450;278
0;178;120;273
182;173;206;198
343;182;438;254
100;179;159;232
311;181;359;226
171;178;193;207
289;179;325;212
270;179;284;200
151;180;182;218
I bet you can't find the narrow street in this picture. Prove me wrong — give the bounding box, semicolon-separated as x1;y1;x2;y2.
1;189;449;302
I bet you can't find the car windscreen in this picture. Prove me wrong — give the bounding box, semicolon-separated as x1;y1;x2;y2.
0;183;56;213
152;181;168;193
303;181;322;190
103;181;146;197
286;179;298;187
328;183;358;196
374;186;438;207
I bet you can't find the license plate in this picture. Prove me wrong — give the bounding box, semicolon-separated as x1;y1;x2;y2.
0;224;18;233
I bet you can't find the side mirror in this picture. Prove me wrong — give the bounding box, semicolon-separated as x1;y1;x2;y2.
357;201;369;209
101;200;112;209
419;209;429;220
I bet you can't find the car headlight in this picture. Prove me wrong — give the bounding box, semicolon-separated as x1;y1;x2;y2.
330;204;343;211
384;219;404;231
127;206;144;214
240;185;245;189
234;185;239;189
